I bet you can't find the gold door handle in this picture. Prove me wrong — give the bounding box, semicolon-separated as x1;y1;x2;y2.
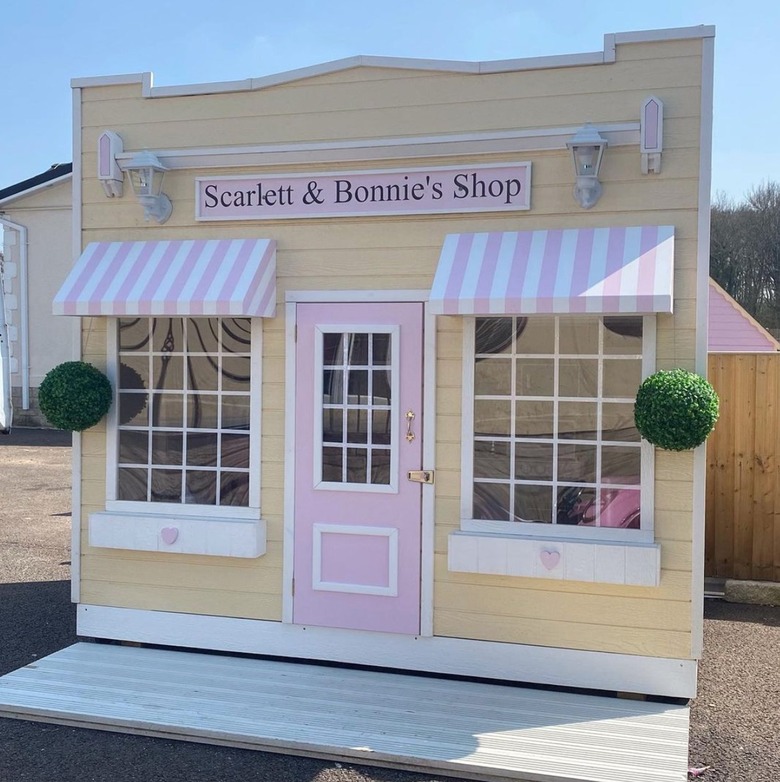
405;410;416;443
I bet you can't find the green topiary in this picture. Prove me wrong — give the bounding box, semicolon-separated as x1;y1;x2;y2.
634;369;719;451
39;361;113;432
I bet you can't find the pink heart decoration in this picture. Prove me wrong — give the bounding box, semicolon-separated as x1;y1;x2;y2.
539;549;560;570
161;527;179;545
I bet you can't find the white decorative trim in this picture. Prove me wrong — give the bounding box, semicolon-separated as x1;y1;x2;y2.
691;33;716;659
76;605;698;698
312;524;398;596
420;304;436;637
69;27;715;99
448;531;660;587
121;125;638;172
640;97;664;174
88;511;266;558
286;290;429;304
282;302;297;625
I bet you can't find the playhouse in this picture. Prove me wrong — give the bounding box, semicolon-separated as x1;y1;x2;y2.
0;30;722;775
46;25;716;702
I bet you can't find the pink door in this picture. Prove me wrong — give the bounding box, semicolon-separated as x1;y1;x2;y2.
293;302;424;635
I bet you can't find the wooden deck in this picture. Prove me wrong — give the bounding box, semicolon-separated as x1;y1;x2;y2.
0;643;689;781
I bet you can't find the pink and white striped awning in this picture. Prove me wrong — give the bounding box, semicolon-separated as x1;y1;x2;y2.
429;226;674;315
53;239;276;317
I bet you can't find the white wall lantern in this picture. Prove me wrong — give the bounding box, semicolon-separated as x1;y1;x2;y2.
566;124;608;209
124;151;172;224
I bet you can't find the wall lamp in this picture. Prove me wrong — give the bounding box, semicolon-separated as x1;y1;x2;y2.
124;150;173;224
566;124;608;209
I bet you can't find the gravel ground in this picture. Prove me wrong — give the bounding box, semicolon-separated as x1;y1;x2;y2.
1;428;779;781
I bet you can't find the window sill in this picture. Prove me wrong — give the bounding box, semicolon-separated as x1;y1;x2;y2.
448;531;660;587
89;511;266;558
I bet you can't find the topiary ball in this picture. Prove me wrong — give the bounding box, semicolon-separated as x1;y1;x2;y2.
39;361;113;432
634;368;719;451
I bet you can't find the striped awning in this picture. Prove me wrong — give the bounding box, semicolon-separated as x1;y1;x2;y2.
429;226;674;315
53;239;276;317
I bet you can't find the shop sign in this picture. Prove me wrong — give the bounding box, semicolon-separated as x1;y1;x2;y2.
196;162;531;221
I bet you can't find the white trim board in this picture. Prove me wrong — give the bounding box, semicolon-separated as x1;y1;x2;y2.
77;605;697;698
70;25;715;98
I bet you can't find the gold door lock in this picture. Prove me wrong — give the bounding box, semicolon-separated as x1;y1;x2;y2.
407;470;435;484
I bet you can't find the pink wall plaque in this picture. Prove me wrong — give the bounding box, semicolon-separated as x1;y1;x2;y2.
196;163;531;221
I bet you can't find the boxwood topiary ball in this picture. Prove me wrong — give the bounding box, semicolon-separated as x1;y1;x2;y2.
39;361;113;432
634;368;719;451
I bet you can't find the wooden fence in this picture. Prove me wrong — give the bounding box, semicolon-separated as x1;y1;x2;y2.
706;353;780;581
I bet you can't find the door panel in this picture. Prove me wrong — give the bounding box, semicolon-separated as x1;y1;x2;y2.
293;302;423;634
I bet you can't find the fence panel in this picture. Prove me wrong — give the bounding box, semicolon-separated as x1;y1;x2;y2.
706;353;780;581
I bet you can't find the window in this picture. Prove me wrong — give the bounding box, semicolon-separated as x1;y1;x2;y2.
112;316;257;511
465;315;651;538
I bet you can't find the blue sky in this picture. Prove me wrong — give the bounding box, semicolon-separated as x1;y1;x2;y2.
0;1;776;200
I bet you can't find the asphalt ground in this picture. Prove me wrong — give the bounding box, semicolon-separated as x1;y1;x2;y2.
1;428;779;781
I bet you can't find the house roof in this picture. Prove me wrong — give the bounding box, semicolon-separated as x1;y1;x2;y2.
0;163;72;206
709;279;780;352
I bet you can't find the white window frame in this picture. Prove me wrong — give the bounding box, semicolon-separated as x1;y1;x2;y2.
313;323;400;494
459;315;656;545
450;314;660;586
88;317;265;558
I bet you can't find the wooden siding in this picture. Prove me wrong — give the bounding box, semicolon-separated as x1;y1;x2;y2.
706;353;780;581
75;35;705;660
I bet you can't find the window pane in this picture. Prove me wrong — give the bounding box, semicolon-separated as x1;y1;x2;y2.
187;394;219;429
221;318;251;354
152;393;182;428
346;409;369;444
515;485;552;523
602;403;640;442
221;356;251;392
475;358;511;396
347;369;368;401
118;318;149;351
220;472;249;506
371;449;391;485
474;440;510;479
119;359;149;390
371;409;392;445
515;401;553;437
347;333;369;365
150;469;181;503
372;369;392;405
221;396;250;430
221;434;250;469
118;430;148;464
186;471;216;505
600;489;641;529
474;482;510;521
601;446;641;485
474;400;511;436
322;446;343;482
372;334;390;365
559;319;598;354
515;358;554;396
346;447;367;483
515;442;553;481
187;318;219;353
118;467;147;501
323;369;344;404
558;359;598;398
603;317;642;354
187;355;218;391
558;401;597;439
515;318;554;354
153;355;183;391
323;408;343;443
475;318;516;354
557;486;595;525
603;360;642;398
152;318;183;353
119;393;148;427
558;443;597;483
152;432;183;466
323;333;344;365
187;432;218;467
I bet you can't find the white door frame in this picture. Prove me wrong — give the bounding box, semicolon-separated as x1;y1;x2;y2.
283;290;436;637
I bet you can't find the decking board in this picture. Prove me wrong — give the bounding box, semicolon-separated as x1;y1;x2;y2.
0;643;689;782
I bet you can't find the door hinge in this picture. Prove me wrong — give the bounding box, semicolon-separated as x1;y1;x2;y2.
407;469;435;485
